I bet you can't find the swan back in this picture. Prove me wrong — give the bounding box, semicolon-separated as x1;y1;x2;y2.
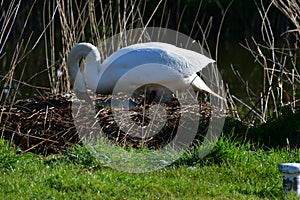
94;42;214;94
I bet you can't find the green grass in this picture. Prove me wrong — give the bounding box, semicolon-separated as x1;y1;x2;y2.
0;138;300;199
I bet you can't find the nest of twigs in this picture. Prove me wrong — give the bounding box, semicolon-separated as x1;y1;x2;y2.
0;94;214;155
0;95;78;155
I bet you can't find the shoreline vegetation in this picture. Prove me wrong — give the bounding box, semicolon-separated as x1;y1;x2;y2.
1;0;300;199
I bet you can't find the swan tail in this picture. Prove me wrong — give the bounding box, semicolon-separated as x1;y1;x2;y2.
191;76;224;100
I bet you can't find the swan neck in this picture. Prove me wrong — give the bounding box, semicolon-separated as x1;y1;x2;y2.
68;43;100;93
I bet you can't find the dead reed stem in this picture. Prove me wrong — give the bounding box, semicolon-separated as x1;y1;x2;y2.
235;0;300;124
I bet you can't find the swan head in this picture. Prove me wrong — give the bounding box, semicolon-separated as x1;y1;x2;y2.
67;43;100;105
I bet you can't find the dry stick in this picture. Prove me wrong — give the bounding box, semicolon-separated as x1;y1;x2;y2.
77;2;90;42
163;9;171;31
262;67;300;78
130;0;141;42
210;1;233;100
158;0;168;30
0;1;20;123
0;0;21;55
25;134;59;144
226;83;240;120
139;0;147;28
3;39;23;106
215;0;233;63
260;0;274;44
197;19;213;56
230;64;256;99
99;0;108;57
129;0;136;30
292;69;295;109
138;0;164;43
119;0;127;46
89;0;101;44
35;5;58;51
22;137;55;154
109;0;114;52
14;1;38;61
231;95;264;121
122;0;138;30
259;1;279;119
50;1;56;94
44;105;49;131
57;0;90;92
0;74;51;91
9;63;25;107
194;3;230;101
187;0;203;45
43;1;51;92
255;6;266;99
117;0;122;35
177;5;188;46
278;55;287;107
291;44;300;80
122;0;127;45
132;1;150;42
274;0;300;34
1;1;47;106
241;78;281;122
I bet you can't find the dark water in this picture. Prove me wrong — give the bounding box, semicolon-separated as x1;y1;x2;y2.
218;42;263;98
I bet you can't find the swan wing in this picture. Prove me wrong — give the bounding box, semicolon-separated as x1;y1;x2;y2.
96;42;214;93
100;42;214;77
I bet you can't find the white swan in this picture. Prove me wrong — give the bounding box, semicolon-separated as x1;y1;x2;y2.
67;42;222;104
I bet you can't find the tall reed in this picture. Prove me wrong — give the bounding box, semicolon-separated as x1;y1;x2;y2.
227;0;300;124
